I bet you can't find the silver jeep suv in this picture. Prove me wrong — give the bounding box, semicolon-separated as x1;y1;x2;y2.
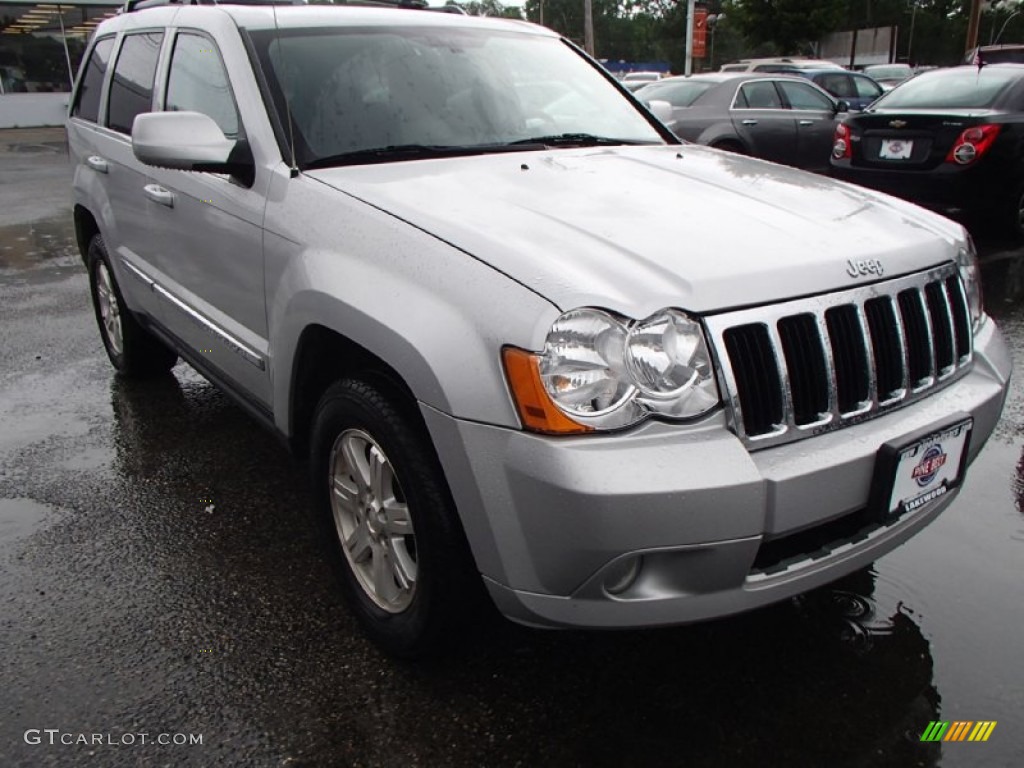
68;0;1011;657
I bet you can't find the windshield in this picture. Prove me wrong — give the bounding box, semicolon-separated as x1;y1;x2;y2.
873;67;1017;109
249;26;665;168
636;80;713;107
865;65;912;80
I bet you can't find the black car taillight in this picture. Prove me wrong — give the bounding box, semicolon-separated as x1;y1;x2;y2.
832;123;852;160
945;124;1002;165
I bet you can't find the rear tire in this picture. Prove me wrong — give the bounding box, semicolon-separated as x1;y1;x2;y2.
310;377;482;658
87;235;177;377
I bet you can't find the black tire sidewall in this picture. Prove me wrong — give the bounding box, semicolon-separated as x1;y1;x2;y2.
86;235;177;376
310;378;474;658
87;236;130;372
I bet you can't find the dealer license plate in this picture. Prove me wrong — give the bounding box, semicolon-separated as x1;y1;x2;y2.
884;419;972;516
880;138;914;159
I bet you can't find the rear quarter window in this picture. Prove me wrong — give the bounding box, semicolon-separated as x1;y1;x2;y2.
71;37;115;123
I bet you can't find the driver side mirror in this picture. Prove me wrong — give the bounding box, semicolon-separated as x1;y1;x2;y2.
834;99;850;114
132;111;255;186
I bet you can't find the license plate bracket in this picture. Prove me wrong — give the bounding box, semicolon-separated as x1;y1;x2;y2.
868;416;973;521
880;138;914;159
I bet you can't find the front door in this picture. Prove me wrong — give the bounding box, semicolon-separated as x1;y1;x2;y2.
141;30;270;406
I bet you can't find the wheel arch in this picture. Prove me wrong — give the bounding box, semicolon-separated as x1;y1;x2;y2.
287;323;425;459
73;204;101;262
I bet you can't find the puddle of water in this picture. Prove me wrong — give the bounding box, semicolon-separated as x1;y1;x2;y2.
0;213;77;271
10;142;67;155
0;497;54;545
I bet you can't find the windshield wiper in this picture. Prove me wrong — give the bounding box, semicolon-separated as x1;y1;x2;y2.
507;134;654;147
304;143;539;169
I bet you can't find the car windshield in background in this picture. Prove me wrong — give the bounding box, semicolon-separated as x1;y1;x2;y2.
637;80;714;107
249;26;665;168
864;64;912;81
873;68;1017;109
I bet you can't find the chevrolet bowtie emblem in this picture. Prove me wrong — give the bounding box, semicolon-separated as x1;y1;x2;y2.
889;120;907;128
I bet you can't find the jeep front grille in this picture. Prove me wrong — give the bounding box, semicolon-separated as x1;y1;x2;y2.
704;263;972;450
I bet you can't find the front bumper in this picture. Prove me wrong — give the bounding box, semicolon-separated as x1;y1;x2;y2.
421;319;1011;629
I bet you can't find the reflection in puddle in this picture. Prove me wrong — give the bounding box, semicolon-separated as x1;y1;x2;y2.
0;214;77;270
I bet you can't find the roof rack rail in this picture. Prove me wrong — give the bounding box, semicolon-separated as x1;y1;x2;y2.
122;0;467;13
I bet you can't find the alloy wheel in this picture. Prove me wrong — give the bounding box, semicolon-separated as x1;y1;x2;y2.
328;428;417;612
96;262;123;357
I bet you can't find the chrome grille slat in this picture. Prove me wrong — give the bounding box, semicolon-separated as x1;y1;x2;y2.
853;302;879;411
765;320;795;433
705;263;973;451
932;280;959;378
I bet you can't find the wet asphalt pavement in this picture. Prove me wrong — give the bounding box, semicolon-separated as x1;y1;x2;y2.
1;129;1023;768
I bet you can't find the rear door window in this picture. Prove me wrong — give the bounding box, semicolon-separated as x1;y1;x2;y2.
852;75;883;100
107;32;165;135
735;81;783;109
819;73;854;98
71;37;115;123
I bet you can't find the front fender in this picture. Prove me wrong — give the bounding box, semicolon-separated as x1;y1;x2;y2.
264;171;561;437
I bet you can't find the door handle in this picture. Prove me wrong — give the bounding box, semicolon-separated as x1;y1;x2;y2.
86;155;108;174
143;184;175;208
798;119;815;126
741;119;758;126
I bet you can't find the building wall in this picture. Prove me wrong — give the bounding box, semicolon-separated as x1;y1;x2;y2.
0;92;68;127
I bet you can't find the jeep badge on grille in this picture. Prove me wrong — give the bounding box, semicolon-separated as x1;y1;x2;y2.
847;259;884;278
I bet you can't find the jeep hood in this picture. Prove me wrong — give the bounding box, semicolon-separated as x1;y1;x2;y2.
307;144;963;318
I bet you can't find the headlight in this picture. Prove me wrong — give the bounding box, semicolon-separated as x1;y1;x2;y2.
625;310;720;417
504;307;721;433
957;231;984;332
538;308;644;429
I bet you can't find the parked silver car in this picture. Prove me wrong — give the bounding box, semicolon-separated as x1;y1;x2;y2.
68;1;1010;657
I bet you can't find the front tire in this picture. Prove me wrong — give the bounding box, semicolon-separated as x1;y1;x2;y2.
310;378;481;658
87;235;177;377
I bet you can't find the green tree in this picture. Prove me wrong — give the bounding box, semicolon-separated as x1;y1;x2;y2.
722;0;848;54
461;0;524;18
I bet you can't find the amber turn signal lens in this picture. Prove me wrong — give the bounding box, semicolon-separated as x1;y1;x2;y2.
502;347;593;435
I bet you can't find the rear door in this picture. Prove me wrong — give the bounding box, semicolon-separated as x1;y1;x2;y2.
776;79;839;172
730;80;797;165
90;29;166;322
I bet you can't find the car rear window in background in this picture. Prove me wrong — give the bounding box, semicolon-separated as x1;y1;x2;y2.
71;36;115;123
876;68;1018;109
107;32;164;135
638;80;713;107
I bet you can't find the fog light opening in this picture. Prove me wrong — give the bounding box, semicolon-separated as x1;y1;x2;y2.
604;555;643;596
